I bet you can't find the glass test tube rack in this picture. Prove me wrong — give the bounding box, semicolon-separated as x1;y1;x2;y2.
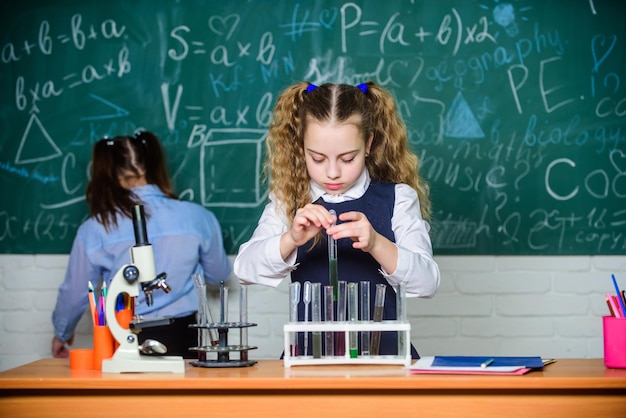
190;280;258;368
282;320;411;368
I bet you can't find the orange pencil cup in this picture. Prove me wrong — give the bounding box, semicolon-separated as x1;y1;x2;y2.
70;348;94;370
93;325;115;370
603;316;626;368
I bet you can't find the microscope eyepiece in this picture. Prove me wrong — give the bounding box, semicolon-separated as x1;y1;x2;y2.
132;205;150;246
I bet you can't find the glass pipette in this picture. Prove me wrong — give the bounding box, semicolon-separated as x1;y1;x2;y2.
289;281;301;357
303;281;312;356
328;209;338;301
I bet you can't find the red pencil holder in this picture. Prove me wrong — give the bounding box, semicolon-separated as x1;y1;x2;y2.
603;316;626;369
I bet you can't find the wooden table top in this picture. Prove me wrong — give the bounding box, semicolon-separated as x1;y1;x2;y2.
1;358;625;392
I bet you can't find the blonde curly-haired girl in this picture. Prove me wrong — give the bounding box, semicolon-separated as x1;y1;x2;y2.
235;82;440;358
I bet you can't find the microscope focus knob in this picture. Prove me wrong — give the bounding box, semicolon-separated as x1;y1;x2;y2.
123;265;140;283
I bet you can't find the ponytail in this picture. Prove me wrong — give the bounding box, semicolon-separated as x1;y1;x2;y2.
266;82;311;220
134;131;176;199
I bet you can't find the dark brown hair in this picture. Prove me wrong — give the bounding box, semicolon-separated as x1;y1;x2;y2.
86;131;177;230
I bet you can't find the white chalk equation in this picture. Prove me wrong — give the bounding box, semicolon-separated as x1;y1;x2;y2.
0;0;624;255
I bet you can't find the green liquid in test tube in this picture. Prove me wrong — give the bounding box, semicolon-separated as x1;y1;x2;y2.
370;283;386;356
347;282;358;358
311;282;322;358
328;209;338;301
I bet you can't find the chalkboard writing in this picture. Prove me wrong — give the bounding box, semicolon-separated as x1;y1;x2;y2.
1;0;624;255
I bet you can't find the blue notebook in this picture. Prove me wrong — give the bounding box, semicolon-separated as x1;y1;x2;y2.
432;356;544;369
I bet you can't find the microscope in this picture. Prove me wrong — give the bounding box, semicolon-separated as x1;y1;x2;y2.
102;205;185;373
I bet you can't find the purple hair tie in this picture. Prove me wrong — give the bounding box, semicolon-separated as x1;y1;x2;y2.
306;83;318;94
356;83;368;94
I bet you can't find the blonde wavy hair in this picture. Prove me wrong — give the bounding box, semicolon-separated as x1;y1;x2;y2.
265;81;431;228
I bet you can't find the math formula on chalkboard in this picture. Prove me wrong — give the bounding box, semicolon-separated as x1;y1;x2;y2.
0;0;624;255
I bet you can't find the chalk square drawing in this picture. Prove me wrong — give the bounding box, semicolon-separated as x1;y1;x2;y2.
200;128;268;208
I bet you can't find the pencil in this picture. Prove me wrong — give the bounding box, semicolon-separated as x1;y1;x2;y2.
606;296;616;317
611;275;626;317
607;293;622;319
481;358;495;368
87;281;97;326
99;294;106;325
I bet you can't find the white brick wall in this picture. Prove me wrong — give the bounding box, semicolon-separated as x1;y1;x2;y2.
1;254;624;371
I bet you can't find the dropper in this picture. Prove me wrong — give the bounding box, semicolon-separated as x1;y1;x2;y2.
303;281;312;356
328;209;338;301
289;282;301;357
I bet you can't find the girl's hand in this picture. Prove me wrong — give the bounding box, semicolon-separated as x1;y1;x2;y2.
326;211;379;252
288;204;336;247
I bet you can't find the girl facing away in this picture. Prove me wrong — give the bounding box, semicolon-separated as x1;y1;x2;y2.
234;81;440;358
52;131;231;359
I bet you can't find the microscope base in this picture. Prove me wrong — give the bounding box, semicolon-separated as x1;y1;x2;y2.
102;352;185;373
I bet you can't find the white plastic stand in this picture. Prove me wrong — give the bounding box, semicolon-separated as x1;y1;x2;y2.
283;321;411;367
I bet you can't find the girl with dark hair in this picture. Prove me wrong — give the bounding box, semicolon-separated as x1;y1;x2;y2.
52;131;231;359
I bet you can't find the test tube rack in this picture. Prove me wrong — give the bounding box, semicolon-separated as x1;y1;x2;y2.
190;321;258;368
282;320;411;367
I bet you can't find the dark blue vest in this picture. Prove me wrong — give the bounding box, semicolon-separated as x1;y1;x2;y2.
290;181;419;358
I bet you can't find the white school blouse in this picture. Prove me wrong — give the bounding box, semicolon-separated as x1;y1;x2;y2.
234;169;440;298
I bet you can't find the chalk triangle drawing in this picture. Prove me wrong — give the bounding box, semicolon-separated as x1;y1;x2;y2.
80;93;129;121
15;113;62;164
444;91;485;139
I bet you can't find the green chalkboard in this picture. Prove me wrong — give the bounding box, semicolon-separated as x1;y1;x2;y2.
1;0;625;255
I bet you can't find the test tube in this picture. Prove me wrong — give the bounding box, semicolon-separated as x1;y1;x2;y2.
240;285;248;361
219;281;228;323
335;281;347;356
218;281;229;362
323;285;334;357
191;273;218;358
289;282;301;357
311;282;322;358
328;209;338;301
347;282;358;358
370;283;386;356
396;282;406;358
360;281;370;356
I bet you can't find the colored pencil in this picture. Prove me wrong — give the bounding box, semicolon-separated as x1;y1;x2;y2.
87;281;97;326
611;274;626;317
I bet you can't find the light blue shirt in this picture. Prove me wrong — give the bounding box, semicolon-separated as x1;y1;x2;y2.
52;184;231;342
